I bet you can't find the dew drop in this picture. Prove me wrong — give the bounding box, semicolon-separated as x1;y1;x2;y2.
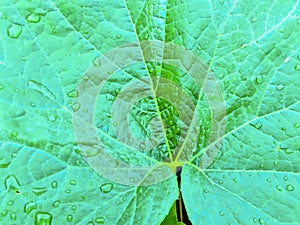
254;122;262;129
203;189;209;193
67;90;78;98
276;84;284;90
284;149;294;154
95;217;105;224
255;76;263;84
294;123;300;128
251;16;257;23
4;175;21;191
10;131;18;138
24;201;37;214
65;189;71;193
32;187;47;196
51;181;57;189
219;0;224;4
26;13;41;23
0;84;4;90
7;24;23;38
72;103;81;112
283;176;288;181
1;210;8;217
100;183;113;193
219;211;225;216
87;221;95;225
295;64;300;71
139;143;146;150
67;215;73;222
258;218;266;225
276;184;282;191
283;56;290;63
48;114;57;122
286;184;295;191
266;178;271;183
69;180;76;185
52;200;60;208
116;34;121;39
35;211;53;225
93;57;101;67
279;27;285;33
10;212;16;220
7;200;14;206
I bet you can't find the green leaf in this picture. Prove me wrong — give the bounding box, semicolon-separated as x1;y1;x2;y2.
0;0;299;225
161;202;186;225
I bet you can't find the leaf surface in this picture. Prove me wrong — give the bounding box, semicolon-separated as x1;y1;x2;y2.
0;0;299;225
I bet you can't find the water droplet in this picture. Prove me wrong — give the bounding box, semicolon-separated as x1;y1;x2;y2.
72;103;81;111
67;215;73;222
218;180;223;184
284;148;294;154
10;212;16;220
10;131;18;138
65;189;71;193
0;84;4;90
203;189;209;193
294;123;300;128
7;24;23;38
100;183;113;193
93;57;101;67
283;56;290;63
21;56;27;61
1;210;8;217
52;200;60;208
35;211;52;225
258;218;266;225
276;184;282;191
87;221;95;225
95;217;104;224
24;201;37;214
116;34;121;39
84;30;89;34
255;122;262;129
51;25;56;33
286;184;295;191
26;13;41;23
7;200;14;206
255;76;263;84
48;114;57;122
294;64;300;70
276;84;284;90
219;0;224;4
279;27;285;33
251;16;257;23
283;176;288;181
266;178;271;183
67;90;78;98
32;187;47;196
4;175;21;191
69;180;76;185
233;178;237;183
51;181;57;189
139;143;146;150
219;211;225;216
